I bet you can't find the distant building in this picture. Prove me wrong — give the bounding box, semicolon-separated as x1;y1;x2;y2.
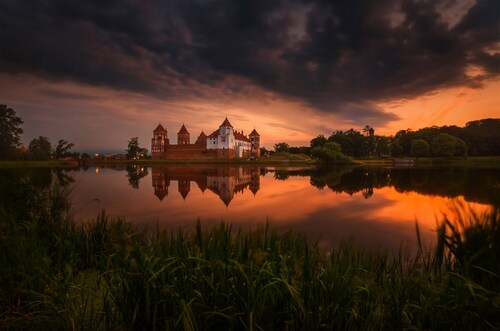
102;153;127;160
151;118;260;160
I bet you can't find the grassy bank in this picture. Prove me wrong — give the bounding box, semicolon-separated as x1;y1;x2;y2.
86;152;316;166
413;156;500;167
356;156;500;167
0;160;77;168
3;155;497;169
1;186;499;330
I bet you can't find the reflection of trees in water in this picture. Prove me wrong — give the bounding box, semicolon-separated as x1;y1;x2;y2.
306;167;499;205
0;167;76;221
272;169;311;181
126;165;149;189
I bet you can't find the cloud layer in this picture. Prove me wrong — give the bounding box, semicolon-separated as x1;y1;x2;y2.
1;0;498;126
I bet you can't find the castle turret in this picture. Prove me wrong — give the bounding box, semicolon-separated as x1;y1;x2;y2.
195;130;207;145
217;117;235;153
177;124;190;145
151;124;169;157
249;128;260;157
219;118;234;136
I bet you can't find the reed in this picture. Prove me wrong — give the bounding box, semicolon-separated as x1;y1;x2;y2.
1;188;498;330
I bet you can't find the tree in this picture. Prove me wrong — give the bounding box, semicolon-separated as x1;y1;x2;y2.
28;136;52;160
54;139;75;158
410;139;430;158
126;137;148;159
0;104;24;160
273;142;290;153
431;133;456;157
344;129;368;158
374;136;390;158
363;125;374;137
311;142;351;164
310;134;327;148
289;146;311;155
391;139;404;156
454;137;468;157
323;141;342;153
260;147;270;156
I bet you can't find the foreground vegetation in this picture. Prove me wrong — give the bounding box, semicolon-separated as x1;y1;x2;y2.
1;183;499;330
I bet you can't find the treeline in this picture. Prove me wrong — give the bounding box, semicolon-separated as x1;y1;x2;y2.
0;104;77;160
391;119;500;157
276;119;499;159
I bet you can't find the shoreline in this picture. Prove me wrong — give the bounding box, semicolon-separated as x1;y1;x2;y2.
0;156;499;168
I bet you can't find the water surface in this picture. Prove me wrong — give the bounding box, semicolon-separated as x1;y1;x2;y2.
2;165;498;252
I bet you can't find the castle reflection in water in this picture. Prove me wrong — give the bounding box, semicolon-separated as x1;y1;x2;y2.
152;166;260;206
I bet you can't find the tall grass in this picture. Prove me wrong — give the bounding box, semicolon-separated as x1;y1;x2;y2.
1;187;498;330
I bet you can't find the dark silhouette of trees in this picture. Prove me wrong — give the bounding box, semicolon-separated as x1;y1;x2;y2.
321;128;380;159
289;146;311;155
273;142;290;153
431;133;457;157
28;136;52;160
0;104;23;160
374;136;390;158
126;137;148;159
388;119;498;156
259;147;270;156
462;119;500;156
310;135;327;148
54;139;75;158
410;139;430;158
454;137;468;157
311;142;351;164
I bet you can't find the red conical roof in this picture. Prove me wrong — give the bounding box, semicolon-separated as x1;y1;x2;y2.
220;117;233;128
249;128;260;136
154;123;166;132
178;124;190;134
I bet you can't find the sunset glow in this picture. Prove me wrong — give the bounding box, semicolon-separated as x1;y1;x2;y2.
1;1;498;152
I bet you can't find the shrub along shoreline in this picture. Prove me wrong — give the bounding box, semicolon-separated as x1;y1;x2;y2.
1;188;499;330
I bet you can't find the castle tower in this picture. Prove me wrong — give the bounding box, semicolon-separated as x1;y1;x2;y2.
219;117;234;148
249;128;260;157
216;118;235;158
177;124;190;145
151;123;169;155
195;131;207;145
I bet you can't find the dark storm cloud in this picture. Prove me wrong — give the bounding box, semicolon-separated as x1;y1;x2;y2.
1;0;498;124
39;88;100;101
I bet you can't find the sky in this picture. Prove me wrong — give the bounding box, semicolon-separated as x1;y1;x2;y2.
0;0;499;152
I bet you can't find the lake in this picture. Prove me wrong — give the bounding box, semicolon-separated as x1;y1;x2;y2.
2;164;498;252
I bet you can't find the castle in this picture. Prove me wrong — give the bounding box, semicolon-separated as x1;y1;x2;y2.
151;118;260;160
